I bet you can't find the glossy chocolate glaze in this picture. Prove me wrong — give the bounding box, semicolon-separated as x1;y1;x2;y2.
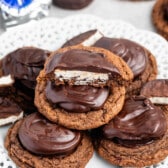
103;96;167;147
141;79;168;97
45;49;120;78
0;97;22;119
1;47;50;89
62;30;97;47
18;113;81;155
93;37;148;77
45;81;109;112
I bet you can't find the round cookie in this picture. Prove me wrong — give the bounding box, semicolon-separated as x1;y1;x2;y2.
152;0;168;40
35;45;133;130
5;113;93;168
93;96;168;167
53;0;93;10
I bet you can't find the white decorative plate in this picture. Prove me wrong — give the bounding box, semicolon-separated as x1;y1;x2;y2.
0;14;168;168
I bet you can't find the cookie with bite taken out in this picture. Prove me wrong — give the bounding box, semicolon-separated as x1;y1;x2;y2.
35;45;133;130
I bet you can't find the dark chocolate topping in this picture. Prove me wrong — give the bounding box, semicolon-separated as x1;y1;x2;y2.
45;49;120;77
93;37;147;77
45;81;109;112
18;113;81;155
141;79;168;97
0;86;14;97
1;47;50;89
62;30;97;48
0;97;22;119
103;96;167;147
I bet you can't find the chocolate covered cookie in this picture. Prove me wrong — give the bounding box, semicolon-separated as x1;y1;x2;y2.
0;46;50;90
5;113;93;168
0;75;23;126
0;97;23;126
152;0;168;40
35;45;133;130
53;0;93;10
141;79;168;104
140;79;168;116
93;96;168;167
0;47;50;113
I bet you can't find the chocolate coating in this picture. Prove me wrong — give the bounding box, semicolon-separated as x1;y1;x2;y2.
93;37;148;77
103;96;167;147
18;113;81;155
141;79;168;97
1;47;50;89
53;0;93;10
62;30;97;48
45;81;109;112
45;49;120;77
0;97;22;119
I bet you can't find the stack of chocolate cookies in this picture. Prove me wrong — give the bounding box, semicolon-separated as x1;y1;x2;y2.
1;30;168;168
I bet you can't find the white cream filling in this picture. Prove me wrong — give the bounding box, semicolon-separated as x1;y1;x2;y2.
54;69;109;85
0;75;14;87
149;97;168;105
0;111;23;126
82;30;103;46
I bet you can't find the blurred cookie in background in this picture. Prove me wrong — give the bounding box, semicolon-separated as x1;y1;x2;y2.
152;0;168;40
52;0;93;10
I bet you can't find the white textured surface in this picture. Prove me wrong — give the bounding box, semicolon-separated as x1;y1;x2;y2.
0;15;168;168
